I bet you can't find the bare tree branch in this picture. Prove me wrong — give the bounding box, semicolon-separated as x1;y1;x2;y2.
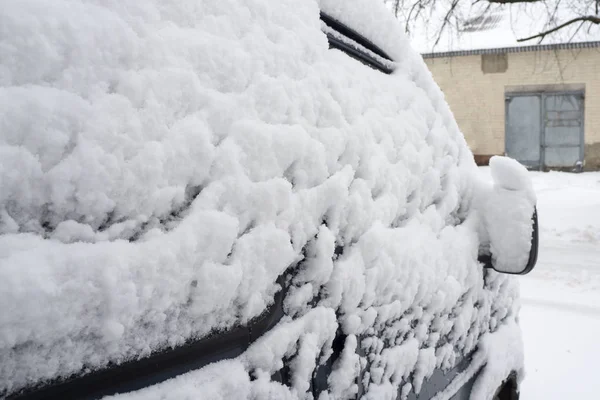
434;0;460;47
406;1;423;32
517;15;600;42
569;20;587;42
387;0;600;47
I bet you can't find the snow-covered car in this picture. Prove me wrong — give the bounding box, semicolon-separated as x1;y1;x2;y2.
0;0;538;399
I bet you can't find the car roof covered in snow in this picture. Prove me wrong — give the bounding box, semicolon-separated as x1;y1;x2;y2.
0;0;520;398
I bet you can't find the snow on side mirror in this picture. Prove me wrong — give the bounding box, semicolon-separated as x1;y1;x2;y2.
478;156;539;275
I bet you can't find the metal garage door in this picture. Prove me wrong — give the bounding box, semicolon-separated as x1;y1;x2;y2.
505;92;584;169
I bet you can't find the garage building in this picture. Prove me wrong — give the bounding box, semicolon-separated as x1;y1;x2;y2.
408;6;600;170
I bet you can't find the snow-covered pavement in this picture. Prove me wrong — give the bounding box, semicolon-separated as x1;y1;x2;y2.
483;168;600;399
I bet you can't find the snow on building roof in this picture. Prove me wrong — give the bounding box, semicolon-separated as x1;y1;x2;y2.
398;0;600;54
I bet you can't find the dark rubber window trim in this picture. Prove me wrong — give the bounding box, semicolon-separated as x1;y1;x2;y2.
320;12;393;62
325;33;395;74
320;12;394;75
7;273;289;400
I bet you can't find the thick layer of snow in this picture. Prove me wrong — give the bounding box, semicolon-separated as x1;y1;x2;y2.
1;0;530;398
481;157;536;274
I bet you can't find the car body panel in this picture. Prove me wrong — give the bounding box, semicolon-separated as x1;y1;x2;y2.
0;1;530;399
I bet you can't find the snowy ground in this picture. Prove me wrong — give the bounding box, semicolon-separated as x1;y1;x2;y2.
482;168;600;399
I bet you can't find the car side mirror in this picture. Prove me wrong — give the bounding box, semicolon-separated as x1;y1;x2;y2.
477;156;539;275
479;207;538;275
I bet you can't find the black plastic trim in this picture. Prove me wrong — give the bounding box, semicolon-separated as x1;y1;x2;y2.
320;12;394;74
8;274;289;400
326;34;394;74
521;207;539;275
405;354;474;400
320;12;393;62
